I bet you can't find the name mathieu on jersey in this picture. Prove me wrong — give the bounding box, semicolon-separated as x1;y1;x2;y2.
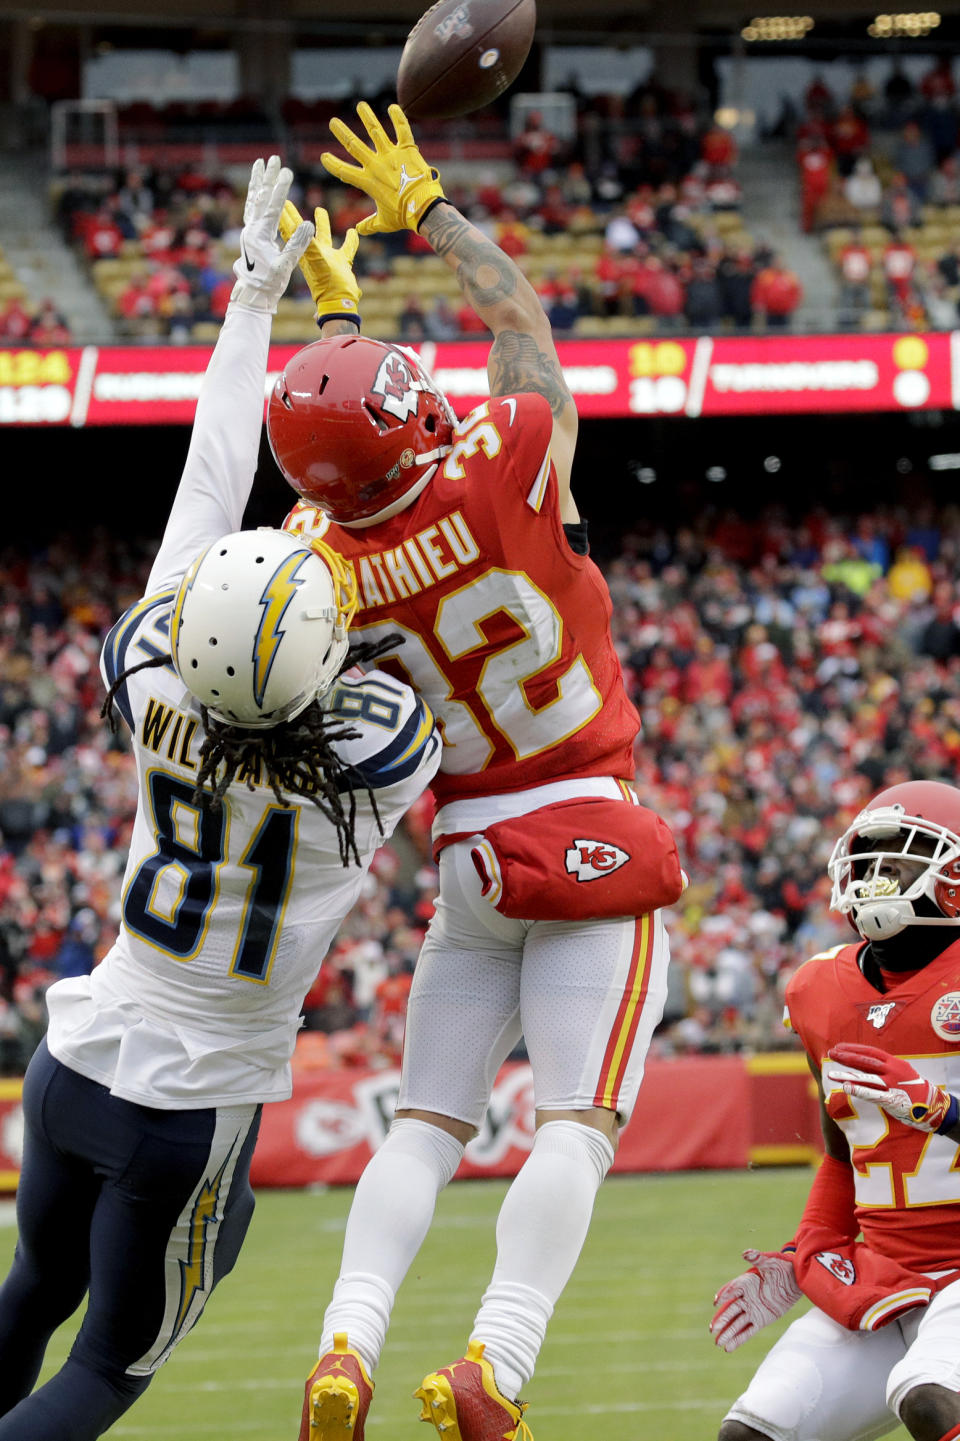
284;393;640;810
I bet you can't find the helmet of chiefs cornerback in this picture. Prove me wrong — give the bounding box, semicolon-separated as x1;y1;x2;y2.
266;335;457;527
828;779;960;940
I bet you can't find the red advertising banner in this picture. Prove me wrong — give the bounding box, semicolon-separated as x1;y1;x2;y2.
0;1058;818;1191
248;1056;775;1189
2;332;958;426
0;1083;23;1190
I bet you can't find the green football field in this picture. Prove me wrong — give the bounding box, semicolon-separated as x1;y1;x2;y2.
1;1167;909;1440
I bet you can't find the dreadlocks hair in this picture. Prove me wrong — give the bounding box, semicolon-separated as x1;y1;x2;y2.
101;652;170;732
100;632;409;868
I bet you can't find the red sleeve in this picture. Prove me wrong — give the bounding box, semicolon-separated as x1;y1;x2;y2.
489;393;555;513
793;1154;858;1248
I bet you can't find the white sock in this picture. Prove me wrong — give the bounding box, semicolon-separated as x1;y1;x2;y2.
320;1118;464;1374
471;1120;614;1400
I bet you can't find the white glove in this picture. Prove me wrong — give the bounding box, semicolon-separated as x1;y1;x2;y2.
710;1248;802;1353
230;155;314;314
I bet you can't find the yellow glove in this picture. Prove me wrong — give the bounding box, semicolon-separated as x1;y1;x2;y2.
322;102;446;235
279;201;362;325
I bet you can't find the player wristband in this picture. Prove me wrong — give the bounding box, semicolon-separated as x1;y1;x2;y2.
936;1094;959;1133
417;196;451;230
316;311;362;331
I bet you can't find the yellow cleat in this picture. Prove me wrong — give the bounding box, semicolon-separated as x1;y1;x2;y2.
298;1334;374;1441
414;1340;533;1441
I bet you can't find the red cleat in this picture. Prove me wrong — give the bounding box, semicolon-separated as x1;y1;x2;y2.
298;1333;374;1441
414;1340;533;1441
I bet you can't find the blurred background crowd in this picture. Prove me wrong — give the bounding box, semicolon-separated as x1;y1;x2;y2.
1;496;956;1074
8;49;960;341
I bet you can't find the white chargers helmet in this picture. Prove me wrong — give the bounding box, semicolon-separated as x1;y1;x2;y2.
170;528;357;729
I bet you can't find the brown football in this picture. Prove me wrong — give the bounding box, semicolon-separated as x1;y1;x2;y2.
397;0;537;120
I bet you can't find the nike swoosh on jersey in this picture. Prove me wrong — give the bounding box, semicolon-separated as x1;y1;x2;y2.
241;241;255;272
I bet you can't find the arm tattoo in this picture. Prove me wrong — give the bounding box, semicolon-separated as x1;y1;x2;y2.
420;205;518;310
319;318;361;337
488;331;572;418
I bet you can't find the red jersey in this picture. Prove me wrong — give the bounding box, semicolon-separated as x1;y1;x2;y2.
786;938;960;1272
284;394;639;809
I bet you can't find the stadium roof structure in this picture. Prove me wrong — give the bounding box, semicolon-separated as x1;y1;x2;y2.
10;0;960;39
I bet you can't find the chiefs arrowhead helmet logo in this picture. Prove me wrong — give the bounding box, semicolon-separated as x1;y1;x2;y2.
565;838;631;882
371;352;421;424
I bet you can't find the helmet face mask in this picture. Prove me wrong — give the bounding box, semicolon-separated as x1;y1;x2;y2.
828;781;960;940
266;335;456;525
170;529;357;729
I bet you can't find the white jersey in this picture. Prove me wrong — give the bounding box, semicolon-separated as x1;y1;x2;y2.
44;304;440;1108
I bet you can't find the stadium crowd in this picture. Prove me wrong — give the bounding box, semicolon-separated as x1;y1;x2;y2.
1;496;957;1074
51;82;778;340
794;58;960;329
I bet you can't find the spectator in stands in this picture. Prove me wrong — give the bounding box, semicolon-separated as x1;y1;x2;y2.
884;62;916;116
887;545;934;603
604;205;640;254
455;296;489;336
895;120;937;201
684;255;723;329
82;205;124;261
705;168;744;213
883;229;918;320
513;110;560;178
844;155;883;213
495;210;530;259
701;122;738;171
115;170;154;232
917;262;959;330
116;276;156;328
717;246;756;330
837;227;873;325
881;173;921;232
937;239;960;292
930;154;960;207
0;299;34;341
656;183;699;249
920;586;960;660
804;73;835;121
397;293;429;341
830;104;870;177
28;300;71;347
635;255;685;326
850;70;878;120
51;908;98;981
750;254;803;330
797;134;833;232
423;294;459;340
920;55;956;107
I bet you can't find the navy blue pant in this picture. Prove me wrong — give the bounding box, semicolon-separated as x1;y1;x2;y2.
0;1041;261;1440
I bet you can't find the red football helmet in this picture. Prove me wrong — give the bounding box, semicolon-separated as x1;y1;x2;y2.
266;335;456;526
828;780;960;939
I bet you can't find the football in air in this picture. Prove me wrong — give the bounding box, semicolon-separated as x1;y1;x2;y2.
397;0;537;120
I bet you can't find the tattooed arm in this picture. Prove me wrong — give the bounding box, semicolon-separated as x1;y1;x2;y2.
319;318;365;338
418;202;579;520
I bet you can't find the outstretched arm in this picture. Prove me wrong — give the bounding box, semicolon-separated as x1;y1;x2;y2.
147;158;312;595
418;202;579;519
321;102;579;519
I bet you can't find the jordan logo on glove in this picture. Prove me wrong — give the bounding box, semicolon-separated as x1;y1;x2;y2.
398;164;422;196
